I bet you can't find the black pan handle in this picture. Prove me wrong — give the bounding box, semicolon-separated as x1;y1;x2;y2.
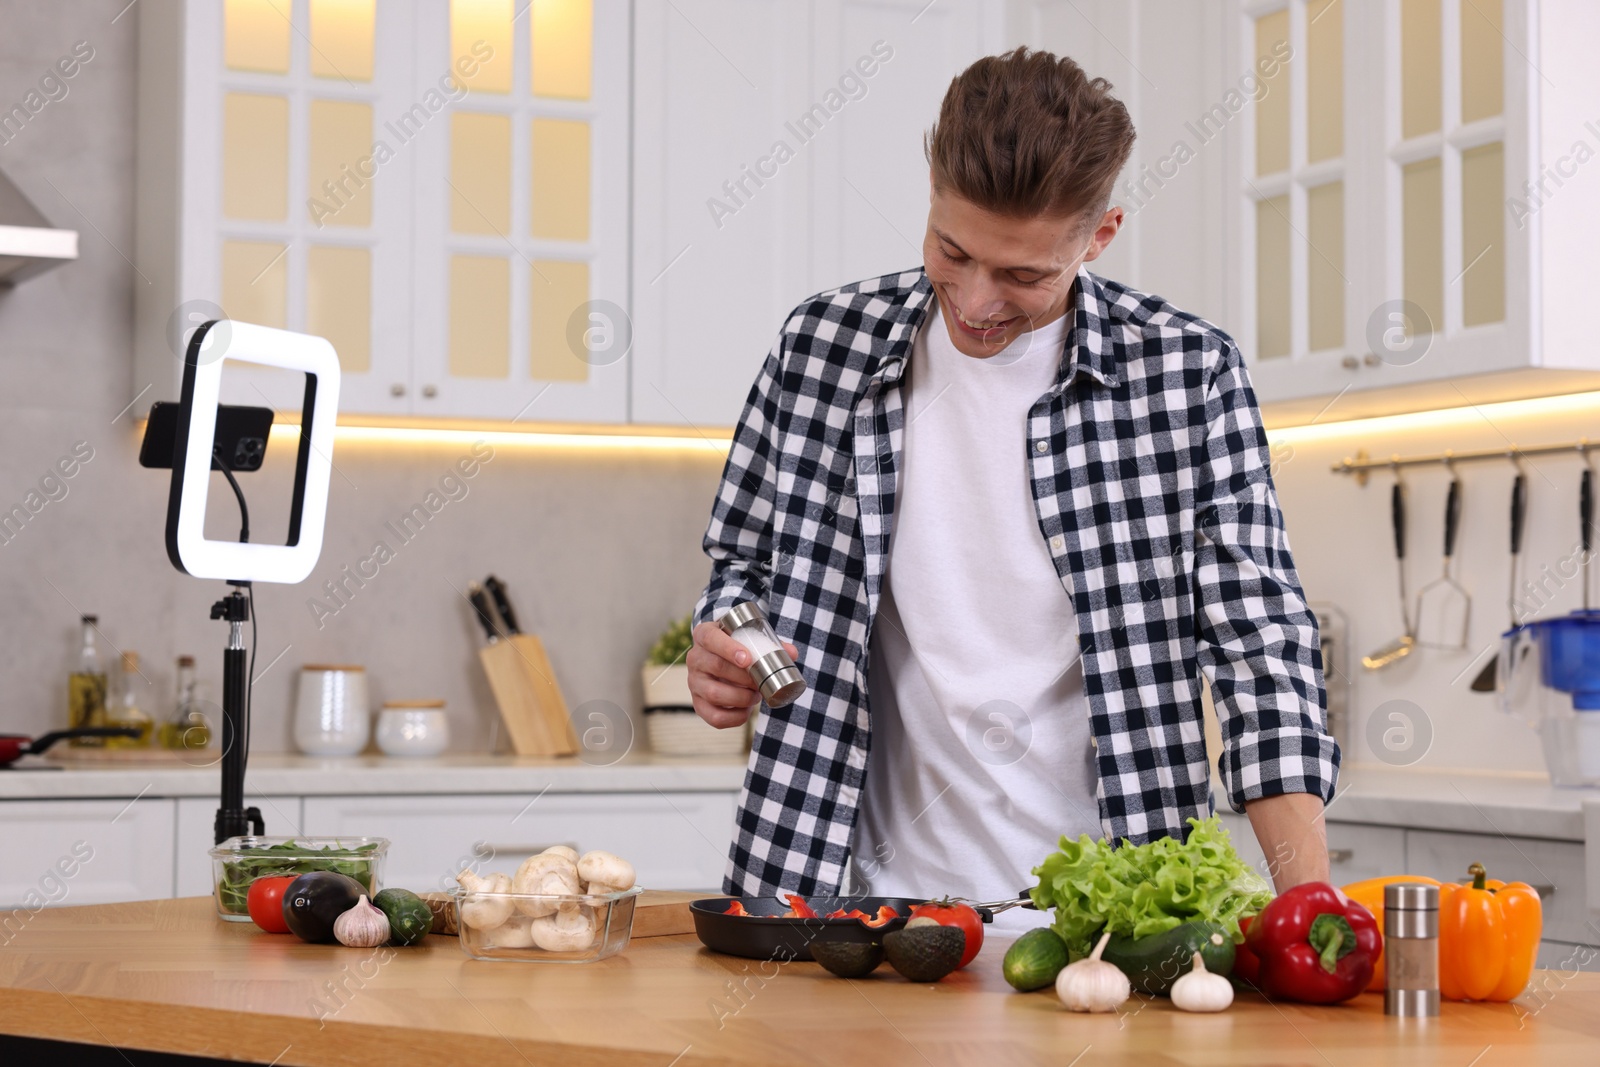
1443;478;1462;558
1582;467;1593;555
1511;473;1527;556
1391;481;1406;561
25;727;140;756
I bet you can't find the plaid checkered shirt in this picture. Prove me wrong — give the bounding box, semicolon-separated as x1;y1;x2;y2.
694;265;1339;896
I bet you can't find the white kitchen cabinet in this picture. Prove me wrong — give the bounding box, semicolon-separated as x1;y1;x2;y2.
1406;828;1590;944
630;0;1006;429
0;798;176;909
1217;0;1600;419
303;790;737;892
133;0;630;424
174;795;304;898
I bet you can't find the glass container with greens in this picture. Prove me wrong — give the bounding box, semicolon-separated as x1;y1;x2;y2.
209;836;388;921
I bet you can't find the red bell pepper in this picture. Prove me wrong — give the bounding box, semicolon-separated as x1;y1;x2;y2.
723;901;749;916
1233;914;1261;986
1243;883;1380;1004
825;908;869;920
862;905;898;928
782;894;818;919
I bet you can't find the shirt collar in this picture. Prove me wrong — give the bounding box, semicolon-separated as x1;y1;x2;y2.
874;267;1123;389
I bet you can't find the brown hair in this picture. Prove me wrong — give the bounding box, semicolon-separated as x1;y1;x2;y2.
926;48;1136;221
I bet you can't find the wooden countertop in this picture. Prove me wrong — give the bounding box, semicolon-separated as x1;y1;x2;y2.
2;897;1598;1066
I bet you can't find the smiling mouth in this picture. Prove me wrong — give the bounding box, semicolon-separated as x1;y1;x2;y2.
952;307;1017;338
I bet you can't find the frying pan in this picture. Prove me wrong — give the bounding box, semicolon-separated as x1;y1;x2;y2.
691;896;925;960
691;893;1039;960
0;728;141;766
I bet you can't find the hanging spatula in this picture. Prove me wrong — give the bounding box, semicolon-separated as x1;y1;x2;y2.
1471;469;1527;692
1416;474;1470;650
1364;479;1416;670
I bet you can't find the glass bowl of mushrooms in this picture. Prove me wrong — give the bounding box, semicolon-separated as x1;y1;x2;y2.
452;847;642;963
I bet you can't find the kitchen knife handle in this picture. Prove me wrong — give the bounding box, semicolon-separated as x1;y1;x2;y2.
1582;467;1593;554
484;575;521;635
1511;473;1527;555
466;583;501;643
1443;478;1461;558
1391;481;1406;561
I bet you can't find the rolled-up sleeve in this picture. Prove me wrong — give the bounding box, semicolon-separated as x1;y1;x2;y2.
1191;339;1339;812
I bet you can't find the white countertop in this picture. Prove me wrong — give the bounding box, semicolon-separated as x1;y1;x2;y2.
1327;766;1597;841
0;752;748;800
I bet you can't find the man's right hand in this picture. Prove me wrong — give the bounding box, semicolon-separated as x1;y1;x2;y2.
687;621;798;729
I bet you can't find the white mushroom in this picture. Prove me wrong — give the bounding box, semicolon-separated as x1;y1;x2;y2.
531;903;597;952
577;850;636;896
456;868;514;929
489;916;536;949
541;845;579;864
513;852;581;918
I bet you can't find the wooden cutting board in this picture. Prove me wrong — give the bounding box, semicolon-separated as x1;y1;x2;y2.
418;889;699;938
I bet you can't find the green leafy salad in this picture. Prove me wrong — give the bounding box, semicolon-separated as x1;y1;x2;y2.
1028;815;1273;960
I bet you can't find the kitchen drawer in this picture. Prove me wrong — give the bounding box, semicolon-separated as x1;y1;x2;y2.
1215;813;1403;887
1405;830;1590;944
1325;823;1406;885
0;798;176;911
302;792;737;893
174;796;303;897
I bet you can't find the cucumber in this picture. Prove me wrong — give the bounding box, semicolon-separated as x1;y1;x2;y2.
1002;928;1071;991
1100;921;1235;996
373;888;433;946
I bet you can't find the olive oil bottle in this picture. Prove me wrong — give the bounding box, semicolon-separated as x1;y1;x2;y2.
159;655;211;752
105;651;154;748
67;615;108;747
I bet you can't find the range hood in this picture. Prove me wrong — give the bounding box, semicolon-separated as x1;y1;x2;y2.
0;167;78;286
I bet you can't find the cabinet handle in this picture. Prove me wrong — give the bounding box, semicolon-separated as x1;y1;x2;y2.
390;383;406;397
479;842;580;857
1328;848;1354;864
1341;355;1359;370
422;384;438;398
1363;353;1381;367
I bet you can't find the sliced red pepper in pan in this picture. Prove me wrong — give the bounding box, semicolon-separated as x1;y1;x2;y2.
723;901;749;916
782;894;818;919
862;905;898;928
826;908;869;920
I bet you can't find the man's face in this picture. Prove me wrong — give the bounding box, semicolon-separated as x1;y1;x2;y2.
923;184;1123;358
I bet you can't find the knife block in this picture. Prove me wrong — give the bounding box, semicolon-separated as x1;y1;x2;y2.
478;634;580;757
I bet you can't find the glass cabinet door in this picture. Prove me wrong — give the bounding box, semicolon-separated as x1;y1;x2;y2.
408;0;630;424
209;0;413;415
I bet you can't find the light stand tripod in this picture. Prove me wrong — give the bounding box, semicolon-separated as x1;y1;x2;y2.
212;584;262;843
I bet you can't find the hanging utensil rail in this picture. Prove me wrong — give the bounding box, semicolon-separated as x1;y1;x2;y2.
1331;439;1596;484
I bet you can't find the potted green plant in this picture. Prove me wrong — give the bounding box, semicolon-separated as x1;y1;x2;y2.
641;613;747;757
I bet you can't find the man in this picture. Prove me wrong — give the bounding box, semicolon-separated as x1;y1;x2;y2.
688;48;1337;910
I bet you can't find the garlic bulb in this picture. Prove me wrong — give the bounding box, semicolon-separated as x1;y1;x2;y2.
1055;931;1130;1013
1170;952;1233;1013
333;896;391;948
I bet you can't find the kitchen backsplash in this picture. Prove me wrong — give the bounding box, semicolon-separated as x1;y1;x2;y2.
0;3;1582;780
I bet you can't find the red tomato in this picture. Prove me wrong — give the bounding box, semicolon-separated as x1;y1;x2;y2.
247;876;295;933
910;900;984;968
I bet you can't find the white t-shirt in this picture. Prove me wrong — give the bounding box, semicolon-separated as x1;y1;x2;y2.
850;300;1100;930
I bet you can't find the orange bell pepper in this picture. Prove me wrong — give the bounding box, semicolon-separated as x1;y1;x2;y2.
1438;863;1542;1002
1341;875;1442;992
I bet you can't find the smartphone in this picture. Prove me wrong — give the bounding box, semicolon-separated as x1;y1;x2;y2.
138;401;275;472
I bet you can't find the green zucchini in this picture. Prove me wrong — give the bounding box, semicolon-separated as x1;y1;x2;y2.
373;888;433;946
1100;921;1235;996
